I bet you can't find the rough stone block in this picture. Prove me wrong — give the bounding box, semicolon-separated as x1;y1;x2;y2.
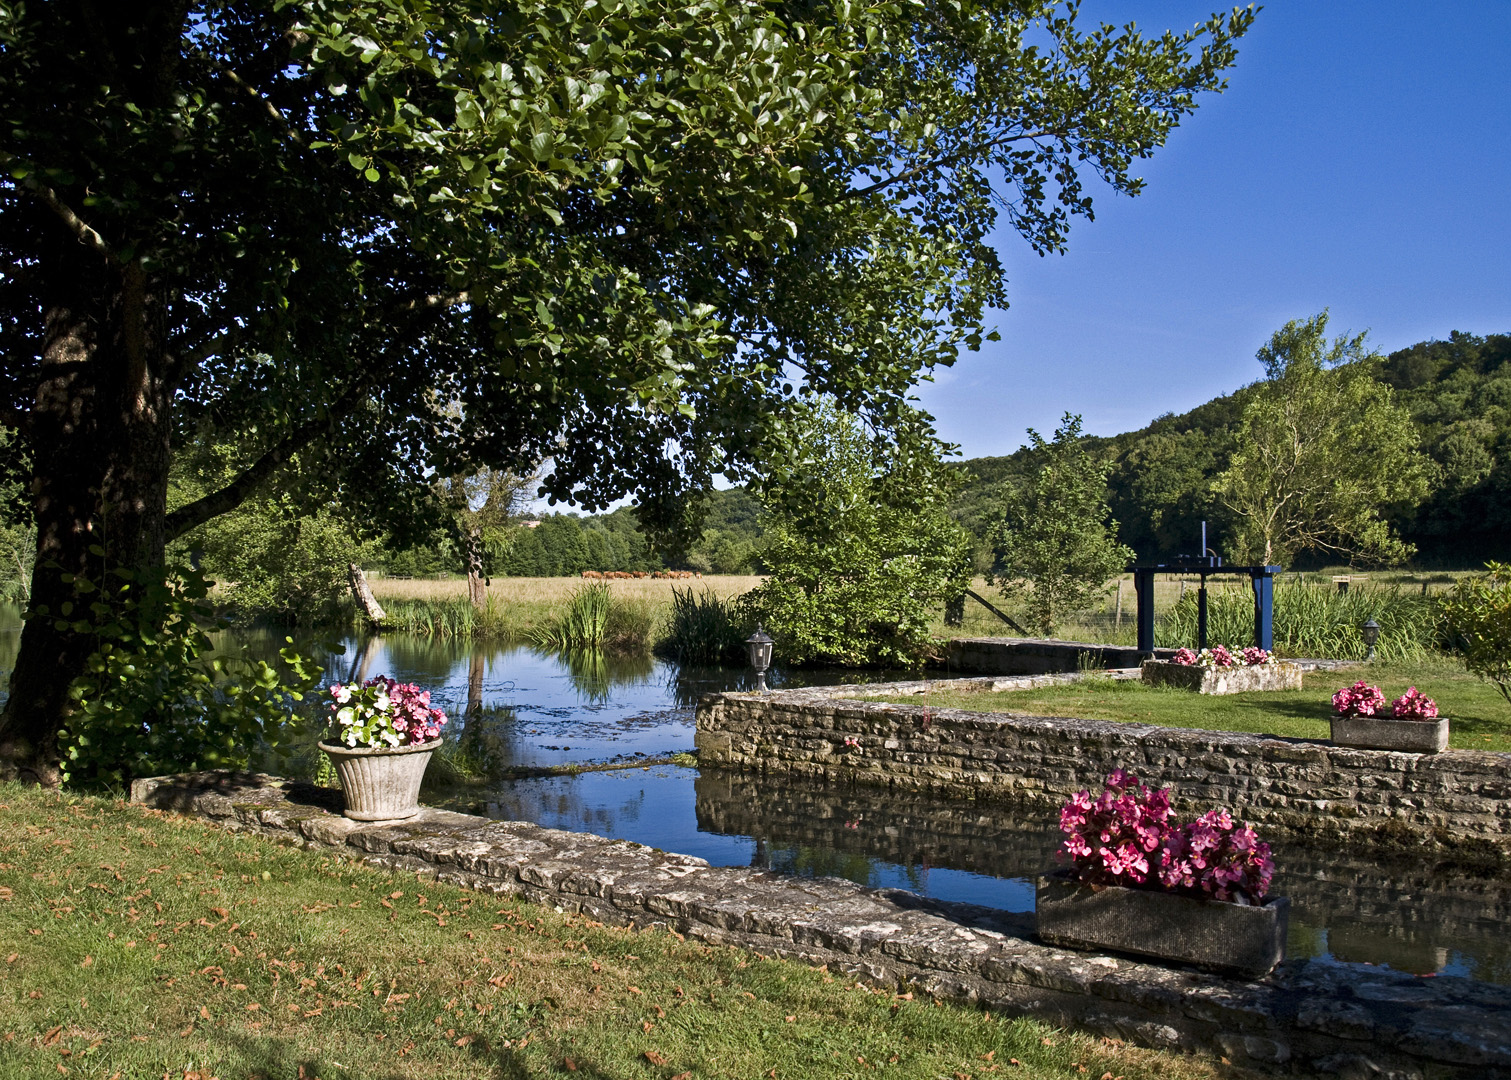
1331;716;1450;754
1036;875;1289;980
1141;661;1303;695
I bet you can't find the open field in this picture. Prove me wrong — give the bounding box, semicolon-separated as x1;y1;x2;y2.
0;785;1243;1080
370;573;768;607
865;657;1511;752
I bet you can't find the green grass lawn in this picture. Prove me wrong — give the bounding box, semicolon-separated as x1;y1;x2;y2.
0;785;1247;1080
869;659;1511;752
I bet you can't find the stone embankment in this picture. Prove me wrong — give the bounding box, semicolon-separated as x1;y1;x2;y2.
133;771;1511;1079
694;679;1511;863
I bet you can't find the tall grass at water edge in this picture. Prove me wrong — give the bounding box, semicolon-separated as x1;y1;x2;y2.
1155;581;1442;661
529;582;656;651
656;586;748;663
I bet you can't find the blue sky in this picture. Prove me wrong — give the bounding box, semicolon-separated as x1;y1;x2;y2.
913;1;1511;459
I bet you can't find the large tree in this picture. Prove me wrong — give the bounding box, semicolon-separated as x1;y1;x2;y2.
1215;312;1430;566
992;413;1132;635
742;400;972;667
0;0;1254;782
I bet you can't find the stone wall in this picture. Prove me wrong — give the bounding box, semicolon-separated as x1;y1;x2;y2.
131;771;1511;1079
694;685;1511;864
694;769;1511;980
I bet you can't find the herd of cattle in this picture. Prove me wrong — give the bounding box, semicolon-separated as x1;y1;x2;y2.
580;569;702;580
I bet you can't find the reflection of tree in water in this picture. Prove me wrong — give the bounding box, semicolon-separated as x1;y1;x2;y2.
758;843;884;889
481;777;647;836
557;648;655;704
377;635;467;688
447;704;525;779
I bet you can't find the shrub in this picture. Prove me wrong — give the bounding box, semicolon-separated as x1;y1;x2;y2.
62;564;321;787
1442;561;1511;706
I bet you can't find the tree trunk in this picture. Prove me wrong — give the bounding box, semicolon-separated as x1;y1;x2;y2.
467;650;484;719
348;563;387;626
0;262;174;786
464;528;487;610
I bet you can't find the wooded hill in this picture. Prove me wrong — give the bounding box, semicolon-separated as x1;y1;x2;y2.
949;331;1511;568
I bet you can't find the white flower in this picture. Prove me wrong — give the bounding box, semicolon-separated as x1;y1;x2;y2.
333;684;353;704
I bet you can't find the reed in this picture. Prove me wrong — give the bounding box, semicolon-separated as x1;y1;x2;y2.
1155;581;1442;661
530;582;615;649
656;586;747;663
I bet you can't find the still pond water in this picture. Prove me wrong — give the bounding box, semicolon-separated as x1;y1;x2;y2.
6;619;1509;986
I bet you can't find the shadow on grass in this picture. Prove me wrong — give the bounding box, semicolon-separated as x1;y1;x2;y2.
218;1028;542;1079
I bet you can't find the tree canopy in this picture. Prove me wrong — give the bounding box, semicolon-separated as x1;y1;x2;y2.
1214;312;1430;566
991;413;1131;635
0;0;1254;782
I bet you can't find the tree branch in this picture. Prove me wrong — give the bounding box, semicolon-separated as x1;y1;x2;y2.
165;374;374;540
837;126;1071;203
0;152;115;260
164;291;467;539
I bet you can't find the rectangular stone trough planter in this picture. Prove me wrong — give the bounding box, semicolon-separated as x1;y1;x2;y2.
1330;715;1450;753
1036;873;1289;979
1140;659;1302;695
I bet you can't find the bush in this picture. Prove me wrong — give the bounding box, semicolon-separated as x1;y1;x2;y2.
741;402;972;668
61;564;321;787
1442;562;1511;706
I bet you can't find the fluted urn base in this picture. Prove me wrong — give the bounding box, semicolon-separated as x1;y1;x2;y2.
318;738;441;821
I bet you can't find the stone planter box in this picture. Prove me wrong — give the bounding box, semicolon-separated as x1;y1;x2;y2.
1330;715;1450;754
1140;660;1302;695
319;738;440;821
1036;873;1289;979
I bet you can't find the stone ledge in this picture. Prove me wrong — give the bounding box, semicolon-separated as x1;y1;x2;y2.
130;771;1511;1079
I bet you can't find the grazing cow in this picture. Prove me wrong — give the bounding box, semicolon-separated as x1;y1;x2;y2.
581;570;603;579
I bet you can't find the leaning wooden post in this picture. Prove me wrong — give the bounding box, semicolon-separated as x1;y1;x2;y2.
349;562;387;626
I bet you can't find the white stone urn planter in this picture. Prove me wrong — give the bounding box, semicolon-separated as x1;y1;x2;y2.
1140;660;1302;695
1036;872;1289;979
1329;715;1449;754
319;738;440;821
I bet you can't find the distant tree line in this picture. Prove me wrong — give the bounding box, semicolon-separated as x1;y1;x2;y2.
951;329;1511;569
379;489;764;580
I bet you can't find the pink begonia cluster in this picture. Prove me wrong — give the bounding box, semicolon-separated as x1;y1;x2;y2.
1331;680;1388;717
1389;686;1439;720
1058;770;1275;905
1171;646;1273;668
1158;808;1274;903
1333;681;1439;721
328;675;447;748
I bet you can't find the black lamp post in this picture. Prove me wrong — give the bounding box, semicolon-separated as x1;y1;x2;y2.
1361;618;1380;662
745;626;774;693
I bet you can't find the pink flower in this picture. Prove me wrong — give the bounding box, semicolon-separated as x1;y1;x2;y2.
1390;687;1438;720
1207;645;1236;668
1241;647;1272;666
1332;680;1385;717
1060;772;1273;904
1172;648;1199;666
